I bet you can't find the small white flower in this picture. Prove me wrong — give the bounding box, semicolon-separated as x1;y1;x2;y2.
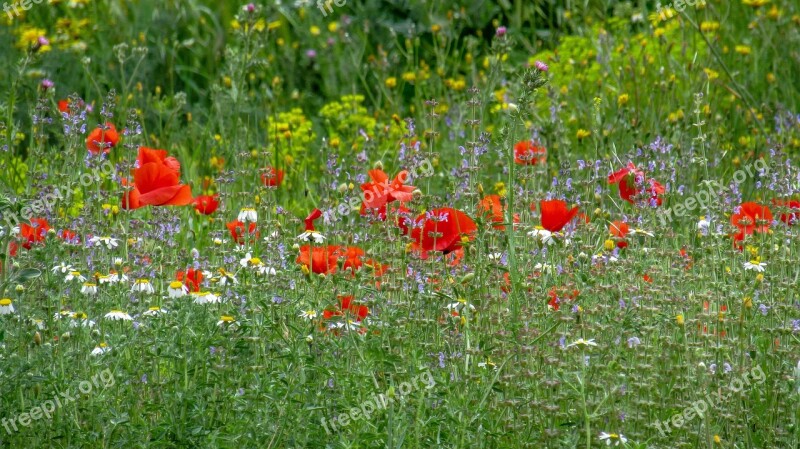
104;310;132;321
296;230;325;243
528;228;554;245
628;228;654;237
477;359;498;370
80;282;98;296
299;309;318;320
52;262;75;274
88;236;119;249
167;281;188;298
64;271;86;283
131;278;155;294
744;260;767;272
108;270;128;284
599;432;628;446
445;300;475;315
217;315;238;327
533;262;555;273
69;315;96;328
91;343;111;356
192;292;221;304
697;216;711;232
143;306;168;316
567;338;598;348
0;298;15;315
213;269;238;286
238;207;258;223
30;318;46;330
54;310;72;320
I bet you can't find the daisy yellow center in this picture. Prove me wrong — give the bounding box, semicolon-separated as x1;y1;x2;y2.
110;309;123;314
0;299;12;306
192;291;209;296
99;342;108;348
149;306;161;311
220;315;235;322
169;281;184;289
83;282;96;287
70;271;81;276
73;312;87;319
249;257;262;264
136;279;150;284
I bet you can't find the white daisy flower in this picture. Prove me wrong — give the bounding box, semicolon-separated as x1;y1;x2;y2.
238;207;258;223
80;282;98;296
64;271;86;283
628;228;654;237
54;310;72;320
104;310;132;321
255;265;277;276
299;309;318;320
96;273;112;284
566;338;598;348
51;262;75;274
30;318;46;330
167;281;188;298
69;313;96;328
599;432;628;446
108;270;128;284
0;298;15;315
477;358;498;370
213;269;238;286
533;262;555;273
327;320;361;331
697;216;710;232
445;300;475;315
296;230;326;243
192;292;221;304
113;257;124;266
91;343;111;356
131;279;155;294
744;259;767;272
528;228;555;245
143;306;168;316
88;236;119;249
217;315;238;328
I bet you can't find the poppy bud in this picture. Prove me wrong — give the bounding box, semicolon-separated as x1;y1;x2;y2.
374;161;384;170
34;331;42;345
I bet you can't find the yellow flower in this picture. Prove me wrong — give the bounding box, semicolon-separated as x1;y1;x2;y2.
617;94;629;106
385;77;397;88
310;25;321;36
743;297;753;309
604;239;615;251
676;314;685;326
735;45;751;56
704;68;720;80
402;72;416;82
328;22;338;33
700;21;720;32
742;0;769;7
576;129;591;140
714;435;721;444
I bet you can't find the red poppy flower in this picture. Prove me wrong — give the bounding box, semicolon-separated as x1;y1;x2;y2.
609;220;630;248
547;287;579;311
138;146;181;173
771;198;800;225
176;268;204;292
261;167;284;187
361;169;415;210
539;200;579;232
297;245;339;275
226;220;259;245
86;123;120;154
731;202;772;236
410;207;477;255
19;218;50;249
513;140;547;165
132;147;193;207
608;162;665;206
194;194;220;215
323;295;369;322
58;229;79;243
478;194;505;230
58;99;70;114
336;246;366;273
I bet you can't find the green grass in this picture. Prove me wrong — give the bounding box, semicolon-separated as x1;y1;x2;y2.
0;0;799;448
